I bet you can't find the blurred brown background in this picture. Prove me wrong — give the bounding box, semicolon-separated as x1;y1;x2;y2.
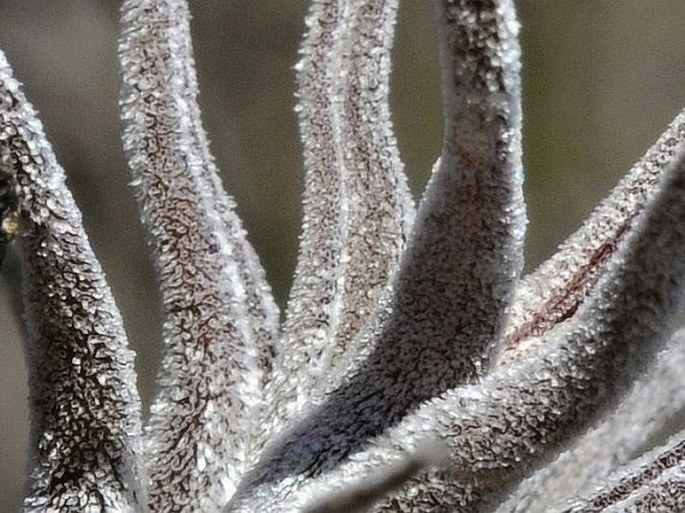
1;1;684;509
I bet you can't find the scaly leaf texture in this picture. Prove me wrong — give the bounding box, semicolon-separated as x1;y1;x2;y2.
366;0;526;376
557;432;685;513
175;4;280;390
229;0;525;509
303;441;449;513
601;469;685;513
496;109;685;365
0;50;145;512
315;0;415;389
119;0;275;509
291;141;685;512
495;329;685;513
601;464;685;513
262;0;415;446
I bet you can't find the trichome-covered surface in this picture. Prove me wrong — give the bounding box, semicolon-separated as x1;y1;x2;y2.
0;0;683;512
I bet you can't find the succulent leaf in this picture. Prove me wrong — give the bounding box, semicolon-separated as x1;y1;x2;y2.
263;0;416;449
0;50;145;512
289;139;685;512
557;433;685;513
498;110;685;365
119;1;278;509
230;0;527;508
497;328;685;513
4;1;684;512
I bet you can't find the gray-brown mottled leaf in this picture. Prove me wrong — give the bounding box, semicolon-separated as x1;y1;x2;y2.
497;109;685;365
600;469;684;513
228;0;525;509
261;0;415;448
288;140;685;513
119;0;278;510
601;464;684;513
176;4;280;390
556;433;684;513
495;328;685;513
0;49;145;512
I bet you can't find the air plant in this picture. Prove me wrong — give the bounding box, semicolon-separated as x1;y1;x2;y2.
0;0;683;512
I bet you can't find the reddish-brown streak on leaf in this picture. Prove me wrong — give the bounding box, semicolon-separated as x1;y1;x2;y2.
502;220;633;352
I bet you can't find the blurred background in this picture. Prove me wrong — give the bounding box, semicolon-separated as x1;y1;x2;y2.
1;1;684;509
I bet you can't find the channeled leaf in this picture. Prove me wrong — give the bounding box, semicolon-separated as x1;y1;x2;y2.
497;110;685;365
557;433;684;513
496;329;685;513
119;0;278;509
599;469;684;513
262;0;415;447
600;465;684;513
291;140;685;512
229;0;526;509
0;50;145;512
175;4;280;390
8;1;685;512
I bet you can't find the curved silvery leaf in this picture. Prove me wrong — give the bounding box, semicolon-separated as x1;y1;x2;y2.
7;1;685;512
229;0;526;509
599;468;684;513
271;1;346;428
286;140;685;513
263;0;415;447
119;0;277;509
303;441;449;513
497;109;685;365
380;0;525;379
556;433;684;513
316;0;415;387
601;464;684;513
0;50;145;511
495;329;685;513
174;5;280;390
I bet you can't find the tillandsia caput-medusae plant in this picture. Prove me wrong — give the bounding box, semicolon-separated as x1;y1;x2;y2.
0;0;684;512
